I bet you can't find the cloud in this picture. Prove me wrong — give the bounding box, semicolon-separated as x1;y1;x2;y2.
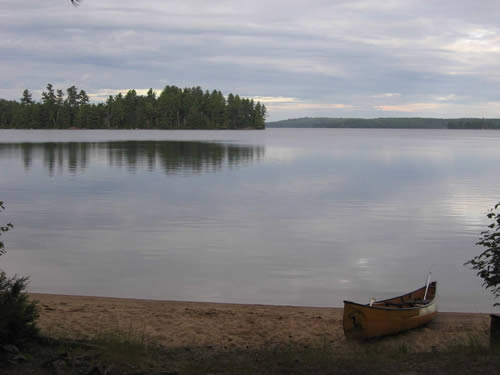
248;96;299;103
244;95;354;117
372;93;401;98
2;0;500;120
375;103;440;112
206;56;345;77
434;94;458;102
88;88;162;102
269;103;353;111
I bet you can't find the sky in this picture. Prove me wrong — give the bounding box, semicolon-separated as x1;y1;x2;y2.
1;0;500;121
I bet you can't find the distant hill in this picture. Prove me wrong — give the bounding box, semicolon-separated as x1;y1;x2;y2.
266;117;500;129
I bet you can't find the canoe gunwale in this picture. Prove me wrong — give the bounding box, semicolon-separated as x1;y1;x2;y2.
342;299;435;311
343;281;437;311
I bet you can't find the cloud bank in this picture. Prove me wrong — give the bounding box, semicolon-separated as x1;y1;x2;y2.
1;0;500;120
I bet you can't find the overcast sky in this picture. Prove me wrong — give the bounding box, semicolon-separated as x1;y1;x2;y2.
1;0;500;121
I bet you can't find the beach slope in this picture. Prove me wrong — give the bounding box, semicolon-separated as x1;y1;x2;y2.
32;293;489;352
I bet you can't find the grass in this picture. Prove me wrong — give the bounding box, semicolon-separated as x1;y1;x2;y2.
92;319;151;366
2;332;500;374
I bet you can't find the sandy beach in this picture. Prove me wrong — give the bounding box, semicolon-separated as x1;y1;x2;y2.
31;293;490;353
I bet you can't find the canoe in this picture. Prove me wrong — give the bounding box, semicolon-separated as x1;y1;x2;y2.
343;281;437;339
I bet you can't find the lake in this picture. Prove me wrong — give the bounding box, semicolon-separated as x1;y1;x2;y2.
1;128;500;312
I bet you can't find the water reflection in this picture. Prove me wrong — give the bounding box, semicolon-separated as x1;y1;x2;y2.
0;141;265;175
2;129;500;312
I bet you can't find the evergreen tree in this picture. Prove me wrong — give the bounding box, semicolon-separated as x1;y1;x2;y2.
41;84;56;105
56;90;64;106
20;90;34;106
144;89;157;128
54;90;65;128
146;88;156;102
110;93;124;128
78;89;89;105
65;86;79;107
41;83;57;128
124;90;138;128
65;86;79;126
0;84;267;130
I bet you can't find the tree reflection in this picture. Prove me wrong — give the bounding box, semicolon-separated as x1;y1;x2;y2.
0;141;265;175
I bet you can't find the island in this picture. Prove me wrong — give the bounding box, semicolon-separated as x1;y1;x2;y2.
0;84;266;130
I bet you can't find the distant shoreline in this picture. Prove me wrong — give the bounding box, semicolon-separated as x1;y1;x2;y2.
267;117;500;129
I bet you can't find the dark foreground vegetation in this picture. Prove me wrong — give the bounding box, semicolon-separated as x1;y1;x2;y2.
2;334;500;375
267;117;500;129
0;84;266;130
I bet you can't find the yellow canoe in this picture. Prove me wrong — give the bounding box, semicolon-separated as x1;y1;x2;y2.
343;281;437;339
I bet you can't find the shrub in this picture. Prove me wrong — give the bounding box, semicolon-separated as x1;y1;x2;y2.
0;201;39;345
0;271;40;345
0;201;13;256
466;202;500;306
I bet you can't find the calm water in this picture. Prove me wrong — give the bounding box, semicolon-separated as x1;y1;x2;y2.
1;129;500;312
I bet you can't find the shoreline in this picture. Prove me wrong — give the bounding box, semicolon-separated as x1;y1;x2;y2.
30;291;491;314
31;293;491;353
33;292;348;309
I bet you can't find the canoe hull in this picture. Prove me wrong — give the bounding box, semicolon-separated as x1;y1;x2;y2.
343;282;437;339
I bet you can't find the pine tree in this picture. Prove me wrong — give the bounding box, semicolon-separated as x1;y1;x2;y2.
56;90;64;106
20;90;34;105
65;86;79;107
41;84;56;105
78;89;89;105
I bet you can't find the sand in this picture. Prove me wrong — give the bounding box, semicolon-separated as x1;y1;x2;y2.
31;293;491;353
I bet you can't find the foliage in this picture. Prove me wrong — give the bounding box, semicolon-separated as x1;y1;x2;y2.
0;202;39;345
0;201;13;256
466;202;500;306
0;84;266;130
0;271;39;345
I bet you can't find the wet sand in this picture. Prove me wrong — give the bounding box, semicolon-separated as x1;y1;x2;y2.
31;293;490;353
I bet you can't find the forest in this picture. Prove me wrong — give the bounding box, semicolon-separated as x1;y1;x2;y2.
267;117;500;129
0;84;266;130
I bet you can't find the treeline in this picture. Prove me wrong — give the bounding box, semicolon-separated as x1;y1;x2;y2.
446;119;500;129
0;84;266;129
267;117;500;129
